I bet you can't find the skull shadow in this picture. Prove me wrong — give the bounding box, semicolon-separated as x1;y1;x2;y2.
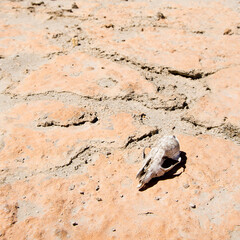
139;151;187;191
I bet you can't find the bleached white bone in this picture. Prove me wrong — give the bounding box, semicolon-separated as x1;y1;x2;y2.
136;135;181;189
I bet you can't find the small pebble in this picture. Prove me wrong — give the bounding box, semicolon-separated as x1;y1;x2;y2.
96;185;100;191
155;196;161;201
80;191;84;195
210;196;214;201
165;191;168;194
22;196;26;199
157;12;166;20
72;2;79;9
112;228;116;232
189;203;196;208
72;222;78;226
176;200;179;202
223;28;233;35
69;184;75;191
183;183;190;189
96;197;102;202
120;195;124;198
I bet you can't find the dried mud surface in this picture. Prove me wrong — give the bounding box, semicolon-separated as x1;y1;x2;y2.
0;0;240;239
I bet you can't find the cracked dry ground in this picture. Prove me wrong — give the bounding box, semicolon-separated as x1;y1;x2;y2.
0;0;240;239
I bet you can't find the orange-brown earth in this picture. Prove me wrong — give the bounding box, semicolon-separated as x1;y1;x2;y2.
0;0;239;239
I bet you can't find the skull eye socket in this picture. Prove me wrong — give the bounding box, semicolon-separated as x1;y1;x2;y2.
161;157;179;169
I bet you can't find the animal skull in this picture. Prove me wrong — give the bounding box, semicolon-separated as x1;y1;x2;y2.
136;135;181;189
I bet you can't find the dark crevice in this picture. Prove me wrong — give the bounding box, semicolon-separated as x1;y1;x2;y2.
138;212;154;215
4;90;187;113
167;69;214;80
125;128;159;148
91;47;164;75
55;146;90;169
182;116;240;142
37;117;98;128
181;116;221;129
91;47;214;80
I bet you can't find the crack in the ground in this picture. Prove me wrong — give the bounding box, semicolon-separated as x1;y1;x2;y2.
181;115;221;129
90;47;214;80
168;69;214;80
3;89;188;112
55;146;90;169
37;114;98;128
125;128;159;148
182;116;240;143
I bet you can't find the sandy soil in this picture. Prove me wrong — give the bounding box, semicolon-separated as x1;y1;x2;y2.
0;0;239;239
